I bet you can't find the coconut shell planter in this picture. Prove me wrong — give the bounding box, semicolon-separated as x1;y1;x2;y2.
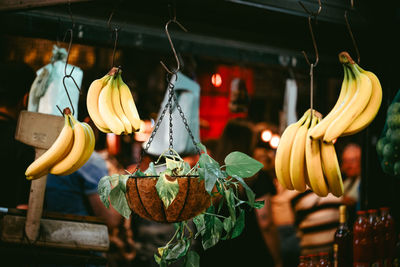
126;175;211;223
98;146;264;267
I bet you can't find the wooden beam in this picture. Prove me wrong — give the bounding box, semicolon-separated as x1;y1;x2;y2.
0;0;93;11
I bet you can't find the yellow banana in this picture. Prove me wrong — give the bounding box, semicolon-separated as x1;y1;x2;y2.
87;75;110;131
50;115;87;175
275;109;310;190
290;112;312;192
320;141;344;197
323;54;373;143
342;67;382;136
309;66;357;139
98;77;125;135
93;120;111;133
111;76;132;134
305;114;329;197
58;122;95;176
25;114;74;180
118;74;141;131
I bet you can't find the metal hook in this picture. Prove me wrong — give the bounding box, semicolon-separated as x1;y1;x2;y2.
299;0;321;67
67;1;75;29
107;8;121;68
344;9;360;63
159;19;188;75
56;28;81;116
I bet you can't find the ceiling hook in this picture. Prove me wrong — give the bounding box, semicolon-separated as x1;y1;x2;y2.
344;1;360;64
299;0;321;67
159;19;188;75
107;8;121;68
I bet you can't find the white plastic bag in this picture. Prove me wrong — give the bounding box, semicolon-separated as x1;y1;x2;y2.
144;72;201;156
28;45;82;116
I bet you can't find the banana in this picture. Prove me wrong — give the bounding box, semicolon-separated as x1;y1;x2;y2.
309;66;356;140
290;112;311;192
87;75;110;131
118;74;141;131
275;109;310;190
98;77;125;135
323;53;373;143
320;141;344;197
25;113;74;180
50;115;87;175
342;66;382;136
305;114;329;197
93;120;111;133
111;77;132;134
58;122;95;176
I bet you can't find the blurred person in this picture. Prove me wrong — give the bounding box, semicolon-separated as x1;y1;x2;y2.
340;143;361;207
340;142;362;225
0;61;35;209
200;118;279;267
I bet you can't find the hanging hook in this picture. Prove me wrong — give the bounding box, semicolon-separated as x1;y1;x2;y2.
299;0;321;67
299;0;321;116
107;6;121;68
56;28;81;116
67;1;75;29
344;2;360;64
159;18;188;75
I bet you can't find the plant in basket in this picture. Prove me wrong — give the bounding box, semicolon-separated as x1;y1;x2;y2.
98;143;264;266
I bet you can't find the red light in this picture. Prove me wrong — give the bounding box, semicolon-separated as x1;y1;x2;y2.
211;73;222;87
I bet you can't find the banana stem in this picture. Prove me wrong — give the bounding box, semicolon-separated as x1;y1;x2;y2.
339;51;355;64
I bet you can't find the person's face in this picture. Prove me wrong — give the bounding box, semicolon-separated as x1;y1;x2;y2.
341;146;361;178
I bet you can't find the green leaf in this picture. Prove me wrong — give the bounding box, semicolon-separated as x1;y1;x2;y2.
232;175;255;208
183;161;191;175
197;143;207;153
184;250;200;267
202;206;223;250
198;153;219;168
98;176;111;208
193;214;206;237
254;200;265;209
224;151;263;178
223;217;233;235
144;162;157;176
134;170;146;177
165;239;190;261
155;169;179;209
110;180;131;219
224;188;236;223
231;208;245;239
119;175;129;193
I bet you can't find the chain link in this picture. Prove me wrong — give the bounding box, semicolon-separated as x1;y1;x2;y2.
132;73;200;174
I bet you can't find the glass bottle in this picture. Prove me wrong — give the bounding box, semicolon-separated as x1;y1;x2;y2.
298;255;308;267
353;210;373;267
334;205;352;267
368;209;384;267
380;207;396;267
318;252;331;267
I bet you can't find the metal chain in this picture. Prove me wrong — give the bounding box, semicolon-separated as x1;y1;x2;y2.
168;78;174;154
171;83;201;155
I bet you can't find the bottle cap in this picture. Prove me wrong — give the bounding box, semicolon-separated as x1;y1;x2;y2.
299;255;306;259
367;209;378;214
357;210;367;215
318;252;329;256
380;207;390;211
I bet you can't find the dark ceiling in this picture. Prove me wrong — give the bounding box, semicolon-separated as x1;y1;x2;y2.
2;0;391;71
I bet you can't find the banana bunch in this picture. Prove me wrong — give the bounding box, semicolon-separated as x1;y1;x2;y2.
87;67;142;135
309;51;382;142
25;109;95;180
275;109;344;197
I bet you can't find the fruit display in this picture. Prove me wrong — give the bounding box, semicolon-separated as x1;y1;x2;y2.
376;90;400;176
275;109;344;197
309;51;382;142
87;67;142;135
25;108;95;180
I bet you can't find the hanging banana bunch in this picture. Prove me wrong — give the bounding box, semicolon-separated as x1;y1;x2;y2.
87;67;143;135
25;108;95;180
275;51;381;197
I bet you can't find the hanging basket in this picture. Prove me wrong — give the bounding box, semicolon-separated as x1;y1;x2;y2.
125;175;211;223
